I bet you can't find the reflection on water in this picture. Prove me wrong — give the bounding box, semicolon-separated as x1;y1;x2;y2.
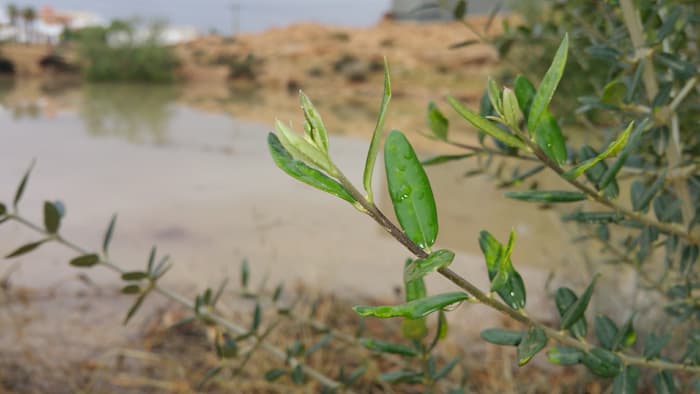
79;84;180;144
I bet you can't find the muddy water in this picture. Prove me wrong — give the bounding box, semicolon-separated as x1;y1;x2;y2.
0;81;583;302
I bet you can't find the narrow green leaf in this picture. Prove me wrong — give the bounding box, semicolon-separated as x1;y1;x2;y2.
219;337;238;359
268;133;355;203
251;302;261;331
433;356;459;380
505;190;586;203
359;338;418;357
582;347;622;378
121;284;141;294
345;366;366;386
513;75;536;120
480;328;523;346
631;171;666;213
478;230;526;309
535;112;567;164
299;91;329;153
517;327;548;366
437;309;448;339
563;121;634;180
555;287;587;338
447;96;526;149
123;292;147;324
611;315;636;350
561;274;600;330
69;254;100;268
103;214;117;255
264;368;287;382
241;259;249;287
644;333;670;359
490;230;516;292
403;259;428;340
405;249;455;282
613;366;640;394
5;239;47;258
121;271;148;281
198;366;224;388
146;246;156;273
547;347;583;365
353;292;468;319
421;153;475;166
563;211;623;224
13;159;35;210
527;33;568;133
653;370;676;394
449;39;478;49
363;58;391;201
384;130;438;249
427;101;449;140
379;370;423;384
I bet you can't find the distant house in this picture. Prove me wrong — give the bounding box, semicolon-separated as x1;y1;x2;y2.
108;25;199;47
34;6;107;44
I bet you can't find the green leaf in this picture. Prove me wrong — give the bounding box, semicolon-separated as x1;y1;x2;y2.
121;284;141;294
384;130;438;249
121;271;148;281
562;211;623;224
595;315;618;350
453;0;466;19
582;347;622;378
198;366;224;388
433;356;459;380
402;260;428;340
505;190;586;203
449;39;478;49
123;292;147;324
264;368;287;382
563;122;634;180
42;201;61;234
427;101;448;140
291;365;305;385
517;327;548;366
501;87;522;129
5;239;47;258
299;91;329;153
513;75;536;120
13;159;35;210
437;309;448;339
447;96;526;149
353;292;468;319
218;337;238;359
359;338;418;357
547;347;583;365
251;302;261;331
345;366;367;386
405;249;455;282
275;121;333;173
478;230;527;309
490;230;516;292
379;370;423;384
69;254;100;268
653;370;676;394
103;214;117;255
561;274;600;330
268;133;355;203
487;78;503;116
363;58;391;201
241;259;249;287
644;333;670;359
421;153;475;166
555;287;587;338
480;328;523;346
613;366;640;394
601;80;627;107
146;246;156;273
527;33;568;133
611;315;636;350
631;171;666;213
535;112;567;164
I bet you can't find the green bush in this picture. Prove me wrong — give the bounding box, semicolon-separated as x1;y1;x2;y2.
66;21;180;83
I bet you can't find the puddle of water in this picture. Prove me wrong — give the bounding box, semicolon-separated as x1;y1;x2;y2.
0;81;581;300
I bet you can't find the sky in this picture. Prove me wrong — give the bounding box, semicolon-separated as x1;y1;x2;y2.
8;0;395;33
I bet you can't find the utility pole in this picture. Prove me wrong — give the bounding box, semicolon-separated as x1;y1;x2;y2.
230;2;240;37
